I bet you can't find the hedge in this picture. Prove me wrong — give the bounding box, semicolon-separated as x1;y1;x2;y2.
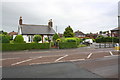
2;43;50;51
95;37;119;43
59;42;77;49
60;37;82;44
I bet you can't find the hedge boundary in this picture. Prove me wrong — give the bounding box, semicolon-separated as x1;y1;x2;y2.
59;42;77;49
2;43;50;51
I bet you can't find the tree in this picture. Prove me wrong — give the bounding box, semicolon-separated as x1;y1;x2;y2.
63;26;74;37
0;30;8;35
99;31;103;34
52;33;59;41
14;35;24;43
33;35;42;43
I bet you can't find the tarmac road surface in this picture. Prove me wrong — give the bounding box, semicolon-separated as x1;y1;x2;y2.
1;47;119;78
2;55;119;78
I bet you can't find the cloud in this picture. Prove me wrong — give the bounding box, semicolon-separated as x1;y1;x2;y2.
1;0;119;33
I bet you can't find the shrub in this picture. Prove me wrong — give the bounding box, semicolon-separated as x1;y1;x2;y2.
82;37;90;41
92;39;96;42
0;34;10;43
33;35;42;43
14;35;24;43
50;42;54;47
60;37;82;45
45;37;48;41
77;44;87;47
95;37;119;43
112;37;119;43
2;43;50;51
52;33;59;41
59;42;77;49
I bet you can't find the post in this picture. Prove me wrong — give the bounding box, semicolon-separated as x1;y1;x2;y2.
42;35;44;43
104;43;106;48
99;43;101;48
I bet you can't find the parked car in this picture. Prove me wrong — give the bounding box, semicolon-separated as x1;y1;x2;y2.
82;39;93;44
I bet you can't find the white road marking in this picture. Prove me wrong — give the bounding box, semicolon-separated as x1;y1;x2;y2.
11;56;42;66
29;62;54;65
30;55;64;59
104;55;119;58
54;55;68;62
29;59;85;66
29;61;65;65
69;59;85;62
0;57;19;61
87;53;93;59
109;51;113;56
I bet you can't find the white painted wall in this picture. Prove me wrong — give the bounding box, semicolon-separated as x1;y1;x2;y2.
13;35;29;43
18;25;22;35
23;35;29;43
13;35;17;39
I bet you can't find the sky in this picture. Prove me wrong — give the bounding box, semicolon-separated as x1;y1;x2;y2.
1;0;119;34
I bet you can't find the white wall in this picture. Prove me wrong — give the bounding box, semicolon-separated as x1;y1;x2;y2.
23;35;29;43
13;35;29;43
13;35;17;39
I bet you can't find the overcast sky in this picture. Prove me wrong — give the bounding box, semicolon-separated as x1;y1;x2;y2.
1;0;119;33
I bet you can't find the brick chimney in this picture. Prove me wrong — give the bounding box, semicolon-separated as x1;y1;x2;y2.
19;16;22;25
48;19;53;28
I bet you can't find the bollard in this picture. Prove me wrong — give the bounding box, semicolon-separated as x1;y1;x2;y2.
115;43;120;51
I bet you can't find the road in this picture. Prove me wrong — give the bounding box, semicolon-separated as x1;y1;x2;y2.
1;47;119;78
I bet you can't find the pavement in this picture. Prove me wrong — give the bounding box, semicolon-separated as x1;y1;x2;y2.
1;47;120;78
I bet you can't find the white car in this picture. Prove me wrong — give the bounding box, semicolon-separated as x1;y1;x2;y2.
82;39;93;44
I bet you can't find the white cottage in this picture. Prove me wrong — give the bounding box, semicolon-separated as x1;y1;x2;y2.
18;16;56;43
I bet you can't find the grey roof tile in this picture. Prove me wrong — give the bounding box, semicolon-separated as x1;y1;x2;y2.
20;24;56;35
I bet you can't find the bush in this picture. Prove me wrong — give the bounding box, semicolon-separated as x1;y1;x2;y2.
45;37;48;41
52;33;59;41
82;37;90;41
59;42;77;49
33;35;42;43
0;34;10;43
60;37;82;45
77;44;87;47
95;37;119;43
50;42;54;47
2;43;50;51
14;35;24;43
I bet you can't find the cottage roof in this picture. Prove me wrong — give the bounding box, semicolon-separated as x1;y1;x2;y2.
111;27;120;31
20;24;56;35
74;30;85;35
8;31;18;35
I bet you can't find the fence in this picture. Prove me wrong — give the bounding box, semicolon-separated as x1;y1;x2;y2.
95;43;115;48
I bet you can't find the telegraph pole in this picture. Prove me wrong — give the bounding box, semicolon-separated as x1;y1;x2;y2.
56;26;57;33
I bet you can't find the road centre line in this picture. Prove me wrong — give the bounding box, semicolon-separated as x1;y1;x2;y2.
109;51;113;56
29;60;65;65
55;55;68;62
11;56;42;66
29;62;54;65
29;55;64;59
69;59;85;62
87;53;93;59
104;55;119;58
